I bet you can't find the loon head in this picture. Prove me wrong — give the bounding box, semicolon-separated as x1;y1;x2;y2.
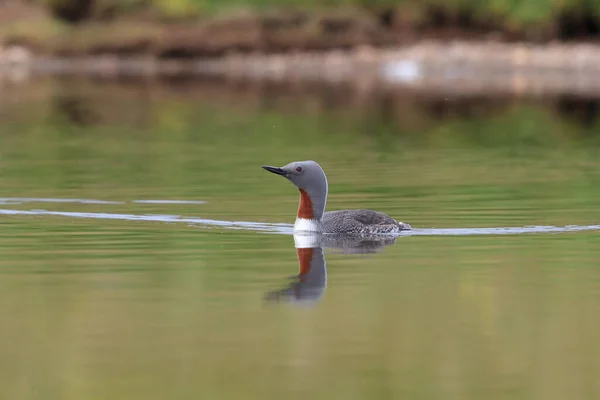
261;160;328;221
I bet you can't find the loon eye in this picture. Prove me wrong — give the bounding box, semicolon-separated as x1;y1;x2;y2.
295;166;302;172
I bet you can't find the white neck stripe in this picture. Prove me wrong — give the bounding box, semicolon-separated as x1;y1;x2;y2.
294;218;322;233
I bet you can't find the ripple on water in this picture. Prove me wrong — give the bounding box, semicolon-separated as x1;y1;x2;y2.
0;198;124;205
0;198;207;205
0;207;598;237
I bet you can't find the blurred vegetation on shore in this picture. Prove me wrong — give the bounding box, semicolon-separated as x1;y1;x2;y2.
1;0;599;56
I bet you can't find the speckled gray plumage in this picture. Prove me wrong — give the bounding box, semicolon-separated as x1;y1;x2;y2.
322;209;411;235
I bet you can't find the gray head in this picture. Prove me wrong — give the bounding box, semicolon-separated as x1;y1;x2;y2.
261;160;328;220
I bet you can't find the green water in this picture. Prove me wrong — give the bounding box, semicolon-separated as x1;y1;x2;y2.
1;79;600;399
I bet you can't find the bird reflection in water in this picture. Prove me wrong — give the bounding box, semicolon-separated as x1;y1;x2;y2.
265;233;397;306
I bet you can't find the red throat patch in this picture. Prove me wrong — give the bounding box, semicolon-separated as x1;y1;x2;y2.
296;248;313;278
297;189;314;219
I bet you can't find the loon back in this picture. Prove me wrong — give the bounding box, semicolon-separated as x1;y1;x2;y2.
322;209;410;234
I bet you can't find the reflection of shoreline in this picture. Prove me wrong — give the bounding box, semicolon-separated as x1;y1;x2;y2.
3;65;600;133
264;233;396;306
4;41;600;97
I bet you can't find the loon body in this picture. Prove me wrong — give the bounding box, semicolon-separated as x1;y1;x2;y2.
261;160;411;235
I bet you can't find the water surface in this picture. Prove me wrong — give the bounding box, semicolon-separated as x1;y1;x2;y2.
1;78;599;399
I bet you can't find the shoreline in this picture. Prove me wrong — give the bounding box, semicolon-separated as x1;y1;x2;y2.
3;40;600;98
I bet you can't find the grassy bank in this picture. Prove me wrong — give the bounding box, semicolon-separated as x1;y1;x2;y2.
1;0;599;58
33;0;600;30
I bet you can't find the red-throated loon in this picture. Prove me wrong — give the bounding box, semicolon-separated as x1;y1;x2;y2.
261;160;411;234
